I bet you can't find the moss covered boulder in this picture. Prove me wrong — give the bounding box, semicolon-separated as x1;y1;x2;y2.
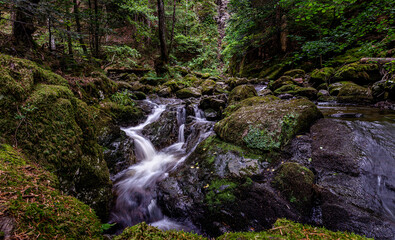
335;82;373;104
334;63;381;85
309;67;335;87
201;79;216;95
268;76;300;91
283;69;305;78
272;162;315;214
176;87;202;99
215;98;322;152
0;54;112;219
0;144;103;239
274;85;318;100
228;84;257;104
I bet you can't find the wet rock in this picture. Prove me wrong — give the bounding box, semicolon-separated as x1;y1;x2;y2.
215;98;322;152
278;93;294;99
158;87;172;97
176;87;202;99
310;118;360;176
143;109;179;149
259;88;273;96
228;84;257;104
199;95;227;111
98;124;137;176
156;135;300;236
204;109;220;121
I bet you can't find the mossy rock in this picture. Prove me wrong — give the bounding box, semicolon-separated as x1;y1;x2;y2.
218;218;371;240
0;144;103;239
268;76;299;91
115;222;206;240
309;67;335;87
228;84;257;104
273;85;317;100
215;98;323;152
0;56;112;219
272;162;315;214
225;77;249;89
71;71;118;103
337;82;373;104
223;96;279;118
176;87;202;99
372;79;395;101
334;63;380;85
201;79;216;95
328;81;351;96
184;74;203;87
283;69;305;78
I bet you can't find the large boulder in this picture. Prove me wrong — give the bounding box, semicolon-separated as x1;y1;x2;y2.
309;67;335;87
176;87;202;99
215;97;323;152
156;136;300;236
336;82;373;104
228;84;257;104
200;79;216;95
334;63;381;85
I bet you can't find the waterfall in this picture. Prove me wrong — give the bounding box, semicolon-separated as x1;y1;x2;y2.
110;99;213;232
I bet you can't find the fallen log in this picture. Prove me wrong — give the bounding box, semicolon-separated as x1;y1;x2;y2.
360;58;395;64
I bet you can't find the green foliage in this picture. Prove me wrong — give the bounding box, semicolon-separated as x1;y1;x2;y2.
103;45;141;68
111;90;136;106
243;125;281;151
205;179;238;207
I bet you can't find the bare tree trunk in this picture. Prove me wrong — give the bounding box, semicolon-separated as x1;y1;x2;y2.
94;0;100;57
73;0;88;55
157;0;169;64
280;15;288;53
13;0;40;47
168;0;176;56
215;0;229;63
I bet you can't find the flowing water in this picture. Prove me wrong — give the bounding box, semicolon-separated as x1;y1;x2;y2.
110;99;213;232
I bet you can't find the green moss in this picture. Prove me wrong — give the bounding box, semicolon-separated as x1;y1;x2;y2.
334;63;379;84
336;82;373;104
218;219;371;240
0;144;103;239
228;84;257;104
201;79;216;95
114;222;206;240
205;179;238;207
215;99;322;151
268;76;298;91
272;163;314;214
310;67;335;86
283;69;305;78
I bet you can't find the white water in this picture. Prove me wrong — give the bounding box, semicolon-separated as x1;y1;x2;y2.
110;99;212;231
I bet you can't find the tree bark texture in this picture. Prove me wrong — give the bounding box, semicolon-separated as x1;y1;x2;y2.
73;0;88;55
13;0;40;46
157;0;169;64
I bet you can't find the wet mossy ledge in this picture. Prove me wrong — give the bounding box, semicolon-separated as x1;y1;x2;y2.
0;144;103;239
115;219;371;240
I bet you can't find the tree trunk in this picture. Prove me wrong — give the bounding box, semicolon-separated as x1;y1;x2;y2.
94;0;100;57
13;0;40;47
73;0;88;55
157;0;169;64
168;0;176;56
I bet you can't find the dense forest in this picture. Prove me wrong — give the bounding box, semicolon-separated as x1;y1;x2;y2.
0;0;394;239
